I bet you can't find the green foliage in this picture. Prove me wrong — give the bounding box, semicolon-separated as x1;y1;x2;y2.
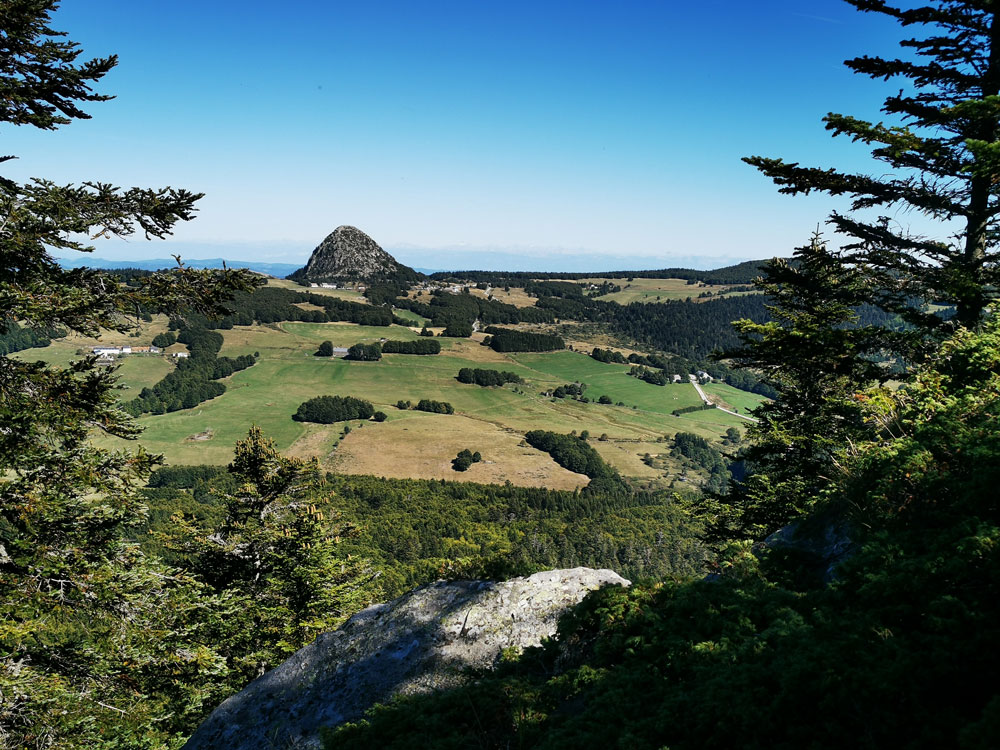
316;340;334;357
429;262;767;286
122;325;256;416
451;448;482;472
487;327;565;352
671;432;730;495
415;398;454;414
456;367;523;386
395;288;554;329
346;342;382;361
293;395;375;423
0;319;64;354
141;468;705;602
160;428;380;689
441;320;473;337
745;1;1000;332
0;5;262;745
715;235;894;541
550;382;585;399
630;365;671;386
590;347;627;364
191;286;393;328
381;339;441;354
670;403;714;416
152;331;177;348
524;430;624;492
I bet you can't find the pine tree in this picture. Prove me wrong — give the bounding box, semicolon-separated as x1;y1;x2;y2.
0;2;261;745
745;0;1000;334
710;234;893;540
167;427;380;687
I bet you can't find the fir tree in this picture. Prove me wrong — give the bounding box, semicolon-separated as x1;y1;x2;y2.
166;428;380;687
745;0;1000;334
714;234;893;540
0;3;260;744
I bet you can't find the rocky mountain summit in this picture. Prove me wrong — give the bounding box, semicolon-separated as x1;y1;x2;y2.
183;568;629;750
288;225;420;284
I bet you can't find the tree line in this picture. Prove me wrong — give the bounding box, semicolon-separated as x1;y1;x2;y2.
457;367;523;386
415;398;454;414
486;327;565;352
382;338;441;354
0;320;64;355
427;259;769;286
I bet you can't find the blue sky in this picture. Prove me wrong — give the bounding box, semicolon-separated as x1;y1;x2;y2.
6;1;918;270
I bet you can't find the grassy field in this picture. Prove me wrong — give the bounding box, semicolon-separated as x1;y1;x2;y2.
702;383;768;415
392;308;430;326
582;277;746;305
267;277;367;301
11;316;177;395
22;312;766;487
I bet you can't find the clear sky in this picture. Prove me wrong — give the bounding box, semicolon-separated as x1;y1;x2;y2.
6;1;918;270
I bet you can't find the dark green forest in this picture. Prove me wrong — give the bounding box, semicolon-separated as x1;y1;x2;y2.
428;259;769;285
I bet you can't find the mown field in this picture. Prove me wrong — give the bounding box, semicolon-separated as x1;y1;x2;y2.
16;314;766;488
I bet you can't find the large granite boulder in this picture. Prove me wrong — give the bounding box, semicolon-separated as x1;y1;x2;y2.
183;567;629;750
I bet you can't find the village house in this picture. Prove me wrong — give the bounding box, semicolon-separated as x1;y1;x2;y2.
90;344;162;357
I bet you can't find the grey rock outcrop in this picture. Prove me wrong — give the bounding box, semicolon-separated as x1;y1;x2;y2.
183;567;629;750
288;225;417;283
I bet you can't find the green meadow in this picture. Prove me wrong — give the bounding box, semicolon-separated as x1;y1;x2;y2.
21;318;766;483
584;277;743;304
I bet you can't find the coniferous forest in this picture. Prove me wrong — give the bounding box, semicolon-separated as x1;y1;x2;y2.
2;2;1000;749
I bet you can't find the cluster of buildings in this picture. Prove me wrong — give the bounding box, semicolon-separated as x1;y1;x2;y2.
92;345;162;358
91;344;190;364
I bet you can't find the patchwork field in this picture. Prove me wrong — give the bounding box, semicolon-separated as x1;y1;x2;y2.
16;314;766;488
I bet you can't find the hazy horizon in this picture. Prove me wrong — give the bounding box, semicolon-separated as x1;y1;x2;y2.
12;1;932;267
53;238;758;274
